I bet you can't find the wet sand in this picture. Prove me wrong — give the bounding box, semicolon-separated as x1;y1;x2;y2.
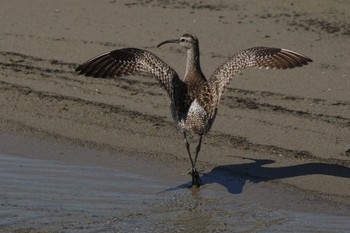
0;0;350;232
1;134;350;233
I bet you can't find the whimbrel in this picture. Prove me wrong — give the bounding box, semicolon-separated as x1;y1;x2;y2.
76;33;312;187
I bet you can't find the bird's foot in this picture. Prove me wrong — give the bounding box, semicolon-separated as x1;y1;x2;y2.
188;167;202;187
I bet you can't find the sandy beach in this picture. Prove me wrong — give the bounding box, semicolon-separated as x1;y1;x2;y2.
0;0;349;232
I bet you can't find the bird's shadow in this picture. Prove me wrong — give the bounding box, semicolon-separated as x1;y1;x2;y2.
164;156;350;194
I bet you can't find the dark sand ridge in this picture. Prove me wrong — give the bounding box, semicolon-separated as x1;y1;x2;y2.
0;0;349;231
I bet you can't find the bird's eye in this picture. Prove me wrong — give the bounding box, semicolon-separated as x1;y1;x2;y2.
180;38;186;42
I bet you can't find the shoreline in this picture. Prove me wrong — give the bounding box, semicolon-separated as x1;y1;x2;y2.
1;131;349;232
1;123;349;213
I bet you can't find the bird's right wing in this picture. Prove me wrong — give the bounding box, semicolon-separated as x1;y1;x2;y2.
76;48;184;100
209;47;312;100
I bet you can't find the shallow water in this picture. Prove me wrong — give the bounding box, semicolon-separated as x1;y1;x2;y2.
0;153;349;233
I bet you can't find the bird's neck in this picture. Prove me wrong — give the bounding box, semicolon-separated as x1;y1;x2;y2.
184;46;205;83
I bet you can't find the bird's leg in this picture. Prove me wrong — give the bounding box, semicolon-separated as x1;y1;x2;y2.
183;132;202;187
184;132;195;168
193;135;203;167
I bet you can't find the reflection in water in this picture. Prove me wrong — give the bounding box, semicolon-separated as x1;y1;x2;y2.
0;153;349;233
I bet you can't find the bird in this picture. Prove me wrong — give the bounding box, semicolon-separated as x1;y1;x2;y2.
75;33;312;187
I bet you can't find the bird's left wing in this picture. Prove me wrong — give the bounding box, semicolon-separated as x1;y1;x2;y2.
76;48;183;100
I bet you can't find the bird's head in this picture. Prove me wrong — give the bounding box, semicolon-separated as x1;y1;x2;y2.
157;33;198;50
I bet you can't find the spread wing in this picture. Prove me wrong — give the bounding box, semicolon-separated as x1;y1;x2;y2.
76;48;184;100
209;47;312;99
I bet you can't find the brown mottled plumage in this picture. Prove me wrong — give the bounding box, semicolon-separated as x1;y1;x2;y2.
76;33;312;187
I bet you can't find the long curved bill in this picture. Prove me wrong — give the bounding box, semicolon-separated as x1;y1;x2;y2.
157;39;179;48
